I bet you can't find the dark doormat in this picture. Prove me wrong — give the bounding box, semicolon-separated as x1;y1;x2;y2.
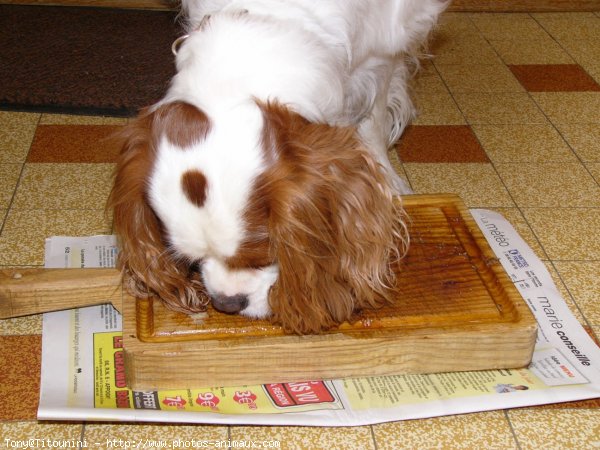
0;5;182;117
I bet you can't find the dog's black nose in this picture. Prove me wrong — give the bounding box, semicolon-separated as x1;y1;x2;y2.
211;293;249;314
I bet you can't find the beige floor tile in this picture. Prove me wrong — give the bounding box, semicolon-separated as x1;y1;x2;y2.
470;13;550;40
554;123;600;162
508;408;600;450
554;261;600;326
472;124;578;163
374;411;518;450
40;114;128;125
494;163;600;207
387;149;412;191
0;209;112;266
405;163;514;208
0;164;22;209
84;423;228;449
436;12;481;36
412;60;448;93
435;63;524;94
453;93;547;125
412;90;466;125
488;207;548;259
431;33;502;66
580;63;600;85
231;425;375;450
0;421;84;447
588;163;600;184
0;314;43;336
532;92;600;124
12;163;115;210
0;111;39;163
559;38;600;73
532;12;600;41
488;37;574;65
521;208;600;260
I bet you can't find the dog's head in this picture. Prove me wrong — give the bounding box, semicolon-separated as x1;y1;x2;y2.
109;100;407;334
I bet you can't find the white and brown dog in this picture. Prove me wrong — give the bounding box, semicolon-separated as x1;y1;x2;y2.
109;0;447;334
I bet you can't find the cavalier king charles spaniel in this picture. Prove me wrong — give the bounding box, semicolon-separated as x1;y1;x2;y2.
109;0;447;334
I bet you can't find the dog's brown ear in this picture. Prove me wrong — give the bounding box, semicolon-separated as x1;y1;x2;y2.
108;104;209;313
258;102;407;334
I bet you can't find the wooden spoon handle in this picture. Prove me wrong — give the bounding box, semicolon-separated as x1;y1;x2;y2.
0;268;125;318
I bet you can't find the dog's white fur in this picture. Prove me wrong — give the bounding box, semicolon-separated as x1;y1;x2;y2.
147;0;446;319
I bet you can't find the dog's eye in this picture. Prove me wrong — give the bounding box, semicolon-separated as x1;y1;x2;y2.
225;254;274;271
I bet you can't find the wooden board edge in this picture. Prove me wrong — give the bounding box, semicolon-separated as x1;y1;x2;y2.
124;322;538;390
0;267;125;317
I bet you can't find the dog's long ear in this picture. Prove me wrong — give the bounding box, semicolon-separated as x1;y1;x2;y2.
108;104;209;313
258;102;408;334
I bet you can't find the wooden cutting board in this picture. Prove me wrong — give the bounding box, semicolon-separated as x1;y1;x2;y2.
125;194;537;389
0;194;537;390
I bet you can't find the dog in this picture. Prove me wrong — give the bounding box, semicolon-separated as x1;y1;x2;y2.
109;0;447;334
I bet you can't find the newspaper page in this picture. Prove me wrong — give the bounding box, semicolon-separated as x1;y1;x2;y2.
38;210;600;425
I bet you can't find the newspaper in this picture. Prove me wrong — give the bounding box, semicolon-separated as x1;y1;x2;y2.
38;210;600;425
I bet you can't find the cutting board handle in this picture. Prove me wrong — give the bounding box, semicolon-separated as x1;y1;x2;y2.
0;268;124;318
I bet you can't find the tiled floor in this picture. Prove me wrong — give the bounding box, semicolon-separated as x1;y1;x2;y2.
1;10;599;450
